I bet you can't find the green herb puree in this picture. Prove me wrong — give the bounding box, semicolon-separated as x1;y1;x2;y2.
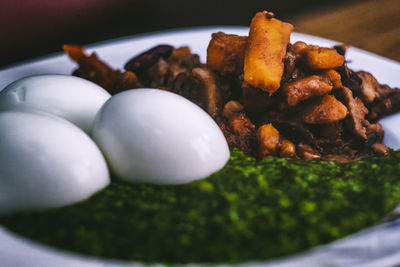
2;149;400;264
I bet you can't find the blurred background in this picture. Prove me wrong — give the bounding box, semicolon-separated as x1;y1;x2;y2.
0;0;399;67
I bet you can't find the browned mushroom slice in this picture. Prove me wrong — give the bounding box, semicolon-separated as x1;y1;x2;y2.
334;86;385;143
192;68;221;119
334;86;369;139
221;101;257;156
301;95;348;124
357;71;394;105
171;72;206;110
368;89;400;121
296;143;321;160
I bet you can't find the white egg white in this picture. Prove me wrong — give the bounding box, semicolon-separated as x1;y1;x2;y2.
0;74;111;134
92;88;230;185
0;110;110;214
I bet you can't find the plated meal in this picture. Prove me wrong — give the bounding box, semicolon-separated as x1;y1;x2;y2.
0;11;400;265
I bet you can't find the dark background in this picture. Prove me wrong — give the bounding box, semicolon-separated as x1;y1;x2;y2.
0;0;349;67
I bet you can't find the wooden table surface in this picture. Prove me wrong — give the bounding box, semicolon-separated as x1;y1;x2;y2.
290;0;400;61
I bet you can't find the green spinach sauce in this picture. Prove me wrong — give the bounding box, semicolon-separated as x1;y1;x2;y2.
2;149;400;264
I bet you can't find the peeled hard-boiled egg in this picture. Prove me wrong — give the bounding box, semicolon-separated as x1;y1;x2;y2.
0;74;111;134
92;88;230;184
0;111;110;214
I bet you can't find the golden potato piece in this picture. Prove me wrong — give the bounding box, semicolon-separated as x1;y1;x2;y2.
207;32;247;74
290;41;345;70
283;75;333;106
244;11;294;95
301;95;348;124
320;69;342;88
257;123;280;157
305;47;345;70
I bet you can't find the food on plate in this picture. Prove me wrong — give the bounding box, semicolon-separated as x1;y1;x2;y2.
0;74;111;134
92;89;229;184
65;12;400;163
1;10;400;265
0;111;110;214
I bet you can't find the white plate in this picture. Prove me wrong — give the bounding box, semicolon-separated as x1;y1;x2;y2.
0;27;400;267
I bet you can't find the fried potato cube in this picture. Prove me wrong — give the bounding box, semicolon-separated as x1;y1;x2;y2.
244;11;294;95
301;95;348;124
207;32;248;74
257;123;280;157
320;69;342;88
304;47;345;70
283;75;333;106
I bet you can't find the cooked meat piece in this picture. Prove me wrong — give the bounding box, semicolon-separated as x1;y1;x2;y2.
358;71;381;104
334;86;384;143
207;32;247;75
357;71;392;105
256;111;316;146
372;143;390;155
171;72;206;110
241;82;276;111
192;68;221;119
368;89;400;121
257;124;280;157
311;121;344;142
221;101;257;156
145;58;170;88
111;71;139;94
334;86;368;139
140;46;202;89
333;44;349;56
170;47;200;65
282;48;297;83
283;75;332;106
124;45;174;73
63;44;138;93
366;122;384;141
301;95;348;124
296;143;321;160
336;65;362;96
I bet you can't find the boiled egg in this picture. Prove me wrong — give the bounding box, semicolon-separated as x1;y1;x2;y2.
92;88;230;184
0;74;111;134
0;110;110;214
